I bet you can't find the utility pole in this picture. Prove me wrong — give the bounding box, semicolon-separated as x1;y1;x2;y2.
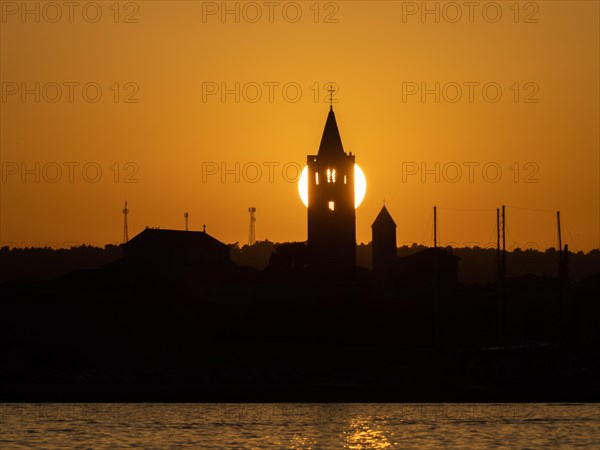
248;207;256;245
184;212;189;231
501;205;508;346
122;201;129;244
501;205;506;278
497;208;501;278
497;207;504;347
557;211;562;258
433;206;437;248
557;210;565;343
433;206;440;350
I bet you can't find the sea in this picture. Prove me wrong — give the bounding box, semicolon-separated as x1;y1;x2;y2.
1;403;598;449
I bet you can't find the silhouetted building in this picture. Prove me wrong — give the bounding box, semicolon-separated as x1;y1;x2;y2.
123;228;231;266
400;247;460;287
371;208;460;285
371;205;397;272
307;107;356;268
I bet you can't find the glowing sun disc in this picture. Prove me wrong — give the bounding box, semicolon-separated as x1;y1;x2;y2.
298;164;366;209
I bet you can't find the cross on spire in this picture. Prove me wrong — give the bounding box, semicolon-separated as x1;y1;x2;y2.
327;84;336;110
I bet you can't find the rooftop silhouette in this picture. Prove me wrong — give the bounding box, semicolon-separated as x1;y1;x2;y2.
0;106;598;403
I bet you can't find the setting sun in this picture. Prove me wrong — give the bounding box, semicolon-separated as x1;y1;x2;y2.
298;164;367;208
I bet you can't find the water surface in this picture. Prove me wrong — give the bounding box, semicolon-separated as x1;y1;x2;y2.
1;403;598;449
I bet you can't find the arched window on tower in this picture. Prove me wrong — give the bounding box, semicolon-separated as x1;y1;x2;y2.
326;168;336;183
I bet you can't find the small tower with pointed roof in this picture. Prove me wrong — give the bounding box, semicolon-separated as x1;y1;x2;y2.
372;204;397;272
307;104;356;268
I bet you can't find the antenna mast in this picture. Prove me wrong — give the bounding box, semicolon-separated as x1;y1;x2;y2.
557;211;562;257
122;201;129;243
501;205;506;278
248;207;256;245
433;206;437;248
497;208;501;278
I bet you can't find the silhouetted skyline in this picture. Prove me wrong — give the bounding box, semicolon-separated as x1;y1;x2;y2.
3;6;600;450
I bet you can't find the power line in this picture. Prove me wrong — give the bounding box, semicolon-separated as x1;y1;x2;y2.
437;207;496;212
505;205;556;214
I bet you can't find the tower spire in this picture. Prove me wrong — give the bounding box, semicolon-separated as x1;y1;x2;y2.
307;103;356;268
318;107;344;156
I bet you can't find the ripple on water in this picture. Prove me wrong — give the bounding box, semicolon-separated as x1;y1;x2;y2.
0;403;598;449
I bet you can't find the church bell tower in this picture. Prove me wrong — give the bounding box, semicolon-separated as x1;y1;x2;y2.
307;104;356;268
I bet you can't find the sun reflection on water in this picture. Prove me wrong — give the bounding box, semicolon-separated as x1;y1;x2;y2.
342;415;395;449
289;433;318;449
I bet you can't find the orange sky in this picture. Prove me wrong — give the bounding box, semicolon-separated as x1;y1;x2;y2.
1;1;598;251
